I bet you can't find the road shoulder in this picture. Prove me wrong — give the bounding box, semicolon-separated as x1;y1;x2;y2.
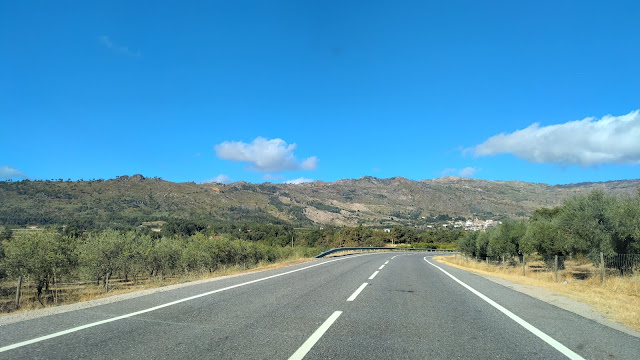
433;257;640;339
0;258;316;326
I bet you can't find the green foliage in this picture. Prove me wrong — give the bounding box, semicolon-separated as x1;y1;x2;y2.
161;219;208;238
457;231;478;257
147;236;183;277
608;194;640;254
556;191;617;261
2;231;76;298
239;224;294;246
391;227;418;243
308;201;341;214
0;227;5;280
78;230;128;285
487;219;526;257
458;190;640;263
520;218;563;256
475;231;490;258
411;242;456;249
0;226;12;242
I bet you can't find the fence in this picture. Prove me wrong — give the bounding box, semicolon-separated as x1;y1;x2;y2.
453;252;640;282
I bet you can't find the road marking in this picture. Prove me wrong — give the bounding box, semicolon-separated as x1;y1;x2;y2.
0;254;373;354
384;261;389;265
347;283;368;301
368;271;379;280
378;264;385;270
423;258;585;360
391;255;398;259
288;311;342;360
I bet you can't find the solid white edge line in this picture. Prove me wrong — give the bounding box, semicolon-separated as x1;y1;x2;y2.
347;283;368;302
378;264;385;270
423;257;585;360
0;254;373;354
368;271;379;280
288;311;342;360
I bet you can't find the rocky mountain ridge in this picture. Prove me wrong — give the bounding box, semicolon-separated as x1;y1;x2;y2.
1;175;638;228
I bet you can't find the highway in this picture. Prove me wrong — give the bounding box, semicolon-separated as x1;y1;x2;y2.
1;252;639;359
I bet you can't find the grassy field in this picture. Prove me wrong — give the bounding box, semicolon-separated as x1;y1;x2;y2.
0;256;314;316
435;255;640;332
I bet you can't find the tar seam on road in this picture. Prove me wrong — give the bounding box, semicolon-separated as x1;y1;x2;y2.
0;253;376;354
347;283;368;302
288;311;343;360
368;271;379;280
424;258;585;360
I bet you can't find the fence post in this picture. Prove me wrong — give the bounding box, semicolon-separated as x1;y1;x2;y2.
15;276;23;308
522;254;526;276
554;255;558;281
600;252;605;283
486;257;488;265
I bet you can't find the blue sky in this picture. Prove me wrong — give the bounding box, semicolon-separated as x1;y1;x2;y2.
1;1;639;185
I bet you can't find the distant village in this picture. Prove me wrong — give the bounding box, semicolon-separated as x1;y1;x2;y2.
443;218;501;231
423;218;501;231
382;217;502;233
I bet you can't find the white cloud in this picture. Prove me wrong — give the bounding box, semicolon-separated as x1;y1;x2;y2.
284;177;314;184
458;167;478;177
200;174;233;184
263;173;285;181
99;36;141;57
215;137;318;172
441;168;456;176
440;167;478;177
0;165;26;179
474;110;640;166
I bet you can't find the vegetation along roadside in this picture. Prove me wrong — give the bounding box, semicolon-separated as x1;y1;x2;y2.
448;189;640;332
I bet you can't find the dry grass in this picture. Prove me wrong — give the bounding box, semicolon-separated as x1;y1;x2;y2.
434;255;640;332
0;256;314;317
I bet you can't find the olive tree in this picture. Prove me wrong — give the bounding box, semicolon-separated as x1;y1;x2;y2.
556;191;616;261
2;231;75;302
79;230;127;290
487;220;526;258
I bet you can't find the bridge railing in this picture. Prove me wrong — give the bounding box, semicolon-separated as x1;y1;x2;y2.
315;247;458;258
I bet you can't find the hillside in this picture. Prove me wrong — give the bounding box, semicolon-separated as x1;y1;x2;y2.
1;175;638;228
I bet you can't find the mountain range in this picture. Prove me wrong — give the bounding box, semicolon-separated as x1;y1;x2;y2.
1;175;638;228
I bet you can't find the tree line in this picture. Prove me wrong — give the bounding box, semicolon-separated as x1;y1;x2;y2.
0;228;321;304
457;190;640;264
0;223;460;305
160;220;462;249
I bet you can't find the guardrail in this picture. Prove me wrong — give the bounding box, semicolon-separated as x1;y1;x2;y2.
315;247;458;258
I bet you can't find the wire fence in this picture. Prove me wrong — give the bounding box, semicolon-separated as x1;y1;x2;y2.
453;253;640;282
603;254;640;275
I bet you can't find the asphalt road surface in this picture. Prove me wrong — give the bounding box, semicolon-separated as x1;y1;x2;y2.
1;252;639;359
